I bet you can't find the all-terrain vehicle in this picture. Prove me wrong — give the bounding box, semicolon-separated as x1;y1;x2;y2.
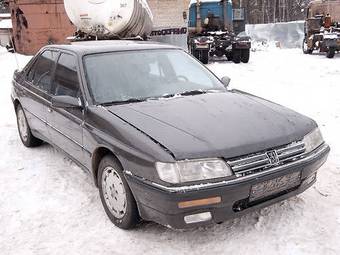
303;0;340;58
188;0;251;64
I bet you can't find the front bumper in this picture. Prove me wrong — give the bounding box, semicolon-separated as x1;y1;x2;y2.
126;144;330;229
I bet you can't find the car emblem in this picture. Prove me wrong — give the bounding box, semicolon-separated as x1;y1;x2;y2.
266;150;280;165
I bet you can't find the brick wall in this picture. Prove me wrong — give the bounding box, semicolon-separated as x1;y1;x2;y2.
9;0;75;55
148;0;191;28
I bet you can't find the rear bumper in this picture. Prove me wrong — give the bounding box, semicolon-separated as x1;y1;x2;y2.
126;144;330;229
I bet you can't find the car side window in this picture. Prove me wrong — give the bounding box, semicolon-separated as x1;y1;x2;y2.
53;53;81;98
26;50;57;92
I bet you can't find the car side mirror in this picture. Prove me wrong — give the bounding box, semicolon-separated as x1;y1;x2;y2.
51;96;82;109
221;76;231;88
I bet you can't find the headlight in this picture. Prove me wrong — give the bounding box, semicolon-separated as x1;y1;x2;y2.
303;128;324;153
156;159;233;184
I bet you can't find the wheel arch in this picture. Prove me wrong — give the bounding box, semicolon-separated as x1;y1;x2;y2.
91;146;124;187
13;98;21;111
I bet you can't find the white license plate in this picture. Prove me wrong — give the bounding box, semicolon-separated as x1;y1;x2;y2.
249;172;301;202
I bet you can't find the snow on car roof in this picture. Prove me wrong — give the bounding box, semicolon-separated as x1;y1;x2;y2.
44;40;180;56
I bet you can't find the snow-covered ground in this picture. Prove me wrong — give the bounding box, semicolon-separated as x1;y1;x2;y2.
0;47;339;255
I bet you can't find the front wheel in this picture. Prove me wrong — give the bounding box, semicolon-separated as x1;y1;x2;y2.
302;38;313;54
16;104;43;147
98;155;139;229
326;47;336;58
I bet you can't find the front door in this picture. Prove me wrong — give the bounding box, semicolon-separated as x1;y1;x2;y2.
48;52;84;165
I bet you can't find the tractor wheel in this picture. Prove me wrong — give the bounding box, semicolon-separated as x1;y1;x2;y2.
302;38;313;54
326;47;336;58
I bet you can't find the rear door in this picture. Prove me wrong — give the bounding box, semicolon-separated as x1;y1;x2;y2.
20;50;57;141
48;52;85;164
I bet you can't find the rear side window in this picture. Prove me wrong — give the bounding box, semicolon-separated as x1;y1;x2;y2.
27;50;57;92
53;53;81;97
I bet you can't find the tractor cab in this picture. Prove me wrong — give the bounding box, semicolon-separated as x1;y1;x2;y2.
303;0;340;58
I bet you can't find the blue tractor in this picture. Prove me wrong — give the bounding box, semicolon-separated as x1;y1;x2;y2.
188;0;251;64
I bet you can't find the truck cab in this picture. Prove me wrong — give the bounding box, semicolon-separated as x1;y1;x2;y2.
188;0;251;64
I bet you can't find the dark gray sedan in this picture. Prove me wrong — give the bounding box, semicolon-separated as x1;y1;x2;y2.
11;41;330;229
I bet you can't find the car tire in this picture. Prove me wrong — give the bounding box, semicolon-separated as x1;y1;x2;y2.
302;38;313;54
16;104;43;147
232;49;241;64
241;49;250;63
326;47;335;58
98;155;139;229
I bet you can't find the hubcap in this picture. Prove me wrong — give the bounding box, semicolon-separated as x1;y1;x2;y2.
102;167;127;219
17;108;28;142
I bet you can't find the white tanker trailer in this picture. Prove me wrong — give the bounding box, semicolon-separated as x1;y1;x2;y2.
64;0;153;39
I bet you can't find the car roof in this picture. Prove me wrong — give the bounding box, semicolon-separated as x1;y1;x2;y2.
43;40;181;56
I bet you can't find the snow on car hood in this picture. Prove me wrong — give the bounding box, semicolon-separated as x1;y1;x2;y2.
106;91;316;160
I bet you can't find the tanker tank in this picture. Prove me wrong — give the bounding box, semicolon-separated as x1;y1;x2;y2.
64;0;153;39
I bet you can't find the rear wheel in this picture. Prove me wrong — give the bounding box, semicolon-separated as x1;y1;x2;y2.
16;104;43;147
241;49;250;63
326;47;335;58
98;155;139;229
232;49;241;64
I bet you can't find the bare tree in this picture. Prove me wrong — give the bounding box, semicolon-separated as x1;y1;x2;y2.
242;0;311;24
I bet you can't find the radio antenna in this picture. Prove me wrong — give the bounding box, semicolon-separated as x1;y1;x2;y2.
8;30;20;70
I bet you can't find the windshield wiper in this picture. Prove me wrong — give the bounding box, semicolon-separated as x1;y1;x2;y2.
147;90;220;101
100;98;146;106
179;90;208;96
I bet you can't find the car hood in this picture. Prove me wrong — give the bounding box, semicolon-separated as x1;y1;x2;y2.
106;91;316;160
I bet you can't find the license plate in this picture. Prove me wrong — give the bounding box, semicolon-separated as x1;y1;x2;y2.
196;45;209;49
249;172;301;202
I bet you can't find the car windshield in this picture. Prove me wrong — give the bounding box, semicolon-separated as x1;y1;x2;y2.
83;49;226;104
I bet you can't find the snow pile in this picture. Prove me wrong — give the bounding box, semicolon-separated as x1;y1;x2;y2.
246;21;305;49
0;47;340;255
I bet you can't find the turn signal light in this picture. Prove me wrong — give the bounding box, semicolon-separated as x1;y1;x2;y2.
178;196;221;209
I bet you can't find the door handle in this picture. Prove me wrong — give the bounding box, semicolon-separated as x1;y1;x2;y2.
47;107;53;113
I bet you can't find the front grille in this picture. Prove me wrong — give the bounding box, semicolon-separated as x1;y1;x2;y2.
227;141;306;177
